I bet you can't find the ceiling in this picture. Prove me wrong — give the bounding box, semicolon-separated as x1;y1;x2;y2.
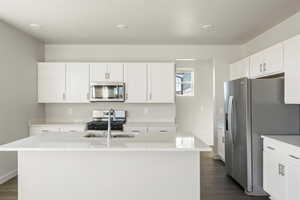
0;0;300;44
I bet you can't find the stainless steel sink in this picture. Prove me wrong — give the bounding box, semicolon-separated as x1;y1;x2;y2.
84;133;134;138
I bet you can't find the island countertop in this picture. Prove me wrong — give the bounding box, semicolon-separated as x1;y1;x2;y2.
0;132;211;152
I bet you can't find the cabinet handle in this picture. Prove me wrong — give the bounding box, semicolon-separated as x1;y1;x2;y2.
289;155;300;160
62;92;66;100
41;130;49;132
263;63;267;72
259;64;263;72
160;130;168;133
267;146;275;150
149;93;152;100
86;92;90;100
131;130;141;133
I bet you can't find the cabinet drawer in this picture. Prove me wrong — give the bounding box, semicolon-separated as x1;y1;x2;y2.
30;126;61;136
60;125;86;133
147;127;176;134
124;127;147;135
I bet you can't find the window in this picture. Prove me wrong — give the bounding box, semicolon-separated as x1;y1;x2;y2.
176;68;194;96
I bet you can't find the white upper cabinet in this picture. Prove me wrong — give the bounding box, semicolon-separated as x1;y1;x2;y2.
250;43;284;78
38;62;174;104
250;51;264;78
66;63;90;103
124;63;148;103
90;63;123;82
230;57;250;80
38;63;66;103
107;63;124;82
148;63;175;103
283;35;300;104
263;43;284;75
90;63;107;82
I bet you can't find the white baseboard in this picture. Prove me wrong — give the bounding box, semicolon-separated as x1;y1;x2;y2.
0;169;17;184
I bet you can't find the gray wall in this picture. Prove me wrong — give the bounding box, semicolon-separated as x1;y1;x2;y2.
0;20;45;181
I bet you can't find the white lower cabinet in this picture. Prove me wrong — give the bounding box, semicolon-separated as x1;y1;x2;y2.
30;124;86;136
286;152;300;200
262;137;300;200
217;127;225;161
147;127;176;134
124;124;177;135
123;127;147;135
263;140;287;200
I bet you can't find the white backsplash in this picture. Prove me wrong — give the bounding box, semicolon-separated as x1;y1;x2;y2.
44;103;176;123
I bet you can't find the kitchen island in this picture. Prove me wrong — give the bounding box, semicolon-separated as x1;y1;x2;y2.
0;132;210;200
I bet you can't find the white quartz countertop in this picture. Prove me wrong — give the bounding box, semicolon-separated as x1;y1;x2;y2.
262;135;300;148
0;132;211;152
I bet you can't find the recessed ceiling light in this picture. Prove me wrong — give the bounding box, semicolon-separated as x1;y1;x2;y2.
116;24;128;29
175;58;197;61
29;23;41;29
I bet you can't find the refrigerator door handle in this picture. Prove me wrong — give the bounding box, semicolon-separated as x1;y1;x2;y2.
228;96;234;145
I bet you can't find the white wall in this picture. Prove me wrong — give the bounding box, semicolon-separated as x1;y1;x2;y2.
0;20;45;182
45;44;242;150
242;11;300;57
44;103;176;123
175;60;214;145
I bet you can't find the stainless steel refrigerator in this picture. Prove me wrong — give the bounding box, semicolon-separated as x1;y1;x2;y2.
224;78;300;196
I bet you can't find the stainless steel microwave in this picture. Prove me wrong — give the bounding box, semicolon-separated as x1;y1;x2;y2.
90;82;125;102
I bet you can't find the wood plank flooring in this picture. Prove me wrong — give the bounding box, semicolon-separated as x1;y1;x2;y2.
0;177;17;200
0;152;270;200
201;152;270;200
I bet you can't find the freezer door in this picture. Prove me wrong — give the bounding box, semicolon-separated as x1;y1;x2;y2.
224;78;251;191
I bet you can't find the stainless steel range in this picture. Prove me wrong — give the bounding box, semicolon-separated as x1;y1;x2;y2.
87;110;126;131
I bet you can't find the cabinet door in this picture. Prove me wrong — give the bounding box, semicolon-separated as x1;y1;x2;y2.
124;63;148;103
60;125;86;133
250;52;264;78
107;63;124;82
148;63;175;103
30;126;61;136
263;142;286;200
286;152;300;200
148;127;176;134
284;35;300;104
66;63;90;103
230;58;250;80
90;63;107;82
217;128;225;161
263;43;284;75
38;63;66;103
124;127;147;135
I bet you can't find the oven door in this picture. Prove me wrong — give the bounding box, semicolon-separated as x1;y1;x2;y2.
90;82;125;102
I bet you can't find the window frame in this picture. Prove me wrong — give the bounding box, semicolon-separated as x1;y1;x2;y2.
175;68;195;97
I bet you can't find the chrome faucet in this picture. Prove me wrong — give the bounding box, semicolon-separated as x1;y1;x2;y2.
107;108;115;146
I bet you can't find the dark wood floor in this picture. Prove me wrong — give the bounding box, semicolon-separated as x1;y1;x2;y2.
201;152;270;200
0;177;17;200
0;152;270;200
